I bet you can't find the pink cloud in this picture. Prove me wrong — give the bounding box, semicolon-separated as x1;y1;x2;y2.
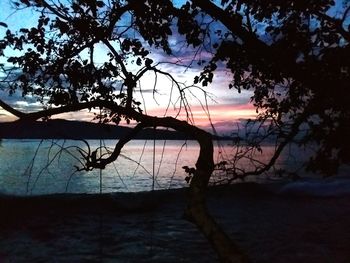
147;103;257;127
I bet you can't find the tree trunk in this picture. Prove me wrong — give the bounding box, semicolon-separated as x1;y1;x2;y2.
184;131;250;263
185;202;249;263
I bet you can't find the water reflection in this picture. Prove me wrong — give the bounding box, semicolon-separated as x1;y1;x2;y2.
0;139;304;195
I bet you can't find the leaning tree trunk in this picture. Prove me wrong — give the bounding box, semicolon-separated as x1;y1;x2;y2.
183;128;249;263
137;115;250;263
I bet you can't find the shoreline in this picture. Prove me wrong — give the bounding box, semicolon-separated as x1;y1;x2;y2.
1;177;350;199
1;180;350;222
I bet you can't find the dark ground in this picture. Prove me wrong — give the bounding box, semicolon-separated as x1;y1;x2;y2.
0;183;349;263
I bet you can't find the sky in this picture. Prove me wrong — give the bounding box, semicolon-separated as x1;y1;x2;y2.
0;0;257;135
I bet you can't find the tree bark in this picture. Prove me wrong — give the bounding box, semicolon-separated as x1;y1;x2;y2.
183;131;249;263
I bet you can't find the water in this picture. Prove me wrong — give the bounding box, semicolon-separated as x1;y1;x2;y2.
0;139;308;195
1;140;350;263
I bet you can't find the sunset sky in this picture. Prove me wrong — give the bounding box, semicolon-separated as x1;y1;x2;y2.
0;0;258;134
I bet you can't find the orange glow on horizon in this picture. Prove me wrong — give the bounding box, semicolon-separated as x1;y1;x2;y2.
146;103;257;126
0;102;257;132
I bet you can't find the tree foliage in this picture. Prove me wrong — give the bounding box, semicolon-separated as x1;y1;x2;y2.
191;0;350;175
1;0;349;175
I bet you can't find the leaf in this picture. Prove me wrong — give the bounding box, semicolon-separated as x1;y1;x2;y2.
0;22;8;28
96;1;105;7
145;58;153;67
7;57;16;63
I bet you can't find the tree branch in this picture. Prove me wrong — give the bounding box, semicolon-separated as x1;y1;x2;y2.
106;3;131;37
191;0;267;49
102;39;128;78
314;10;350;42
0;99;26;118
191;0;348;87
87;122;146;169
242;116;305;177
34;0;71;20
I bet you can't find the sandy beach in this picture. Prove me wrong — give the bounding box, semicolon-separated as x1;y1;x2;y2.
0;182;350;263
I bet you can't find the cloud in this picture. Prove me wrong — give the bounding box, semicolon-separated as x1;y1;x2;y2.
0;5;256;135
0;89;44;112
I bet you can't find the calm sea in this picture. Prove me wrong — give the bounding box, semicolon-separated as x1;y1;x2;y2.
0;139;303;195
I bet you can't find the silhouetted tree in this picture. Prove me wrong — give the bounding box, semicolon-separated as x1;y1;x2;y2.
0;0;349;262
0;0;248;262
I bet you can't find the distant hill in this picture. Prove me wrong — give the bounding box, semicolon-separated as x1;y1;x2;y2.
0;119;187;140
0;119;231;140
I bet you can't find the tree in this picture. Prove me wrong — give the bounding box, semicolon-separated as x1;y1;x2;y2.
0;0;248;262
0;0;349;262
